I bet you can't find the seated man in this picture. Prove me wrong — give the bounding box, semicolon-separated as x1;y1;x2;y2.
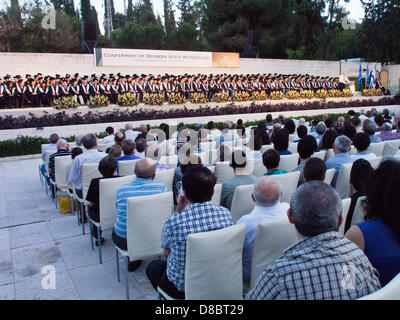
116;139;141;165
363;120;382;144
113;158;167;271
146;166;233;299
124;123;140;141
237;176;289;282
272;129;292;156
135;138;147;158
86;156;118;245
293;135;318;185
325;135;354;187
351;133;377;161
246;181;381;300
40;133;60;183
262;149;287;176
102;126;115;144
48;139;71;182
221;151;257;210
302;157;326;182
378;122;400;141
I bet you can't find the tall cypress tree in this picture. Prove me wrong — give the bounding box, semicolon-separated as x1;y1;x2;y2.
80;0;91;21
127;0;134;22
163;0;176;36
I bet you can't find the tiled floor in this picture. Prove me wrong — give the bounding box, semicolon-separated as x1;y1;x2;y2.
0;158;157;300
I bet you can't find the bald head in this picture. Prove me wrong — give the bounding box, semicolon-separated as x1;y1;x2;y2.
125;123;133;131
134;158;157;179
139;123;147;133
57;139;69;151
252;176;282;207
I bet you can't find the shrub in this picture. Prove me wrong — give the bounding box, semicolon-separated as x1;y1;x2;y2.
211;92;231;103
53;96;79;109
190;93;208;104
168;93;186;104
143;93;164;105
286;91;301;100
118;92;138;107
269;91;285;100
233;91;251;102
251;91;268;101
88;95;110;108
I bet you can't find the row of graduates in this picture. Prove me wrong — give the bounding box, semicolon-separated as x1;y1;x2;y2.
0;72;341;108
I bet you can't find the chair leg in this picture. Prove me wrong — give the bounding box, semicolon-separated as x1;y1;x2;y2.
89;221;94;250
158;292;162;300
81;203;85;235
116;249;120;282
77;201;81;225
125;256;130;300
97;226;102;264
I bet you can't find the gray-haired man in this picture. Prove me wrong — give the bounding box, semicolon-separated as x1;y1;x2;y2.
247;181;380;300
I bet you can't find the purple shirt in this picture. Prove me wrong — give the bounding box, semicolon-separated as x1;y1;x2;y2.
378;131;400;141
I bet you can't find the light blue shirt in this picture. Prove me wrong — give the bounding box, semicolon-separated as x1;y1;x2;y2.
42;143;57;161
67;149;107;190
326;152;354;187
114;178;167;238
369;134;382;143
350;151;377;161
237;202;290;281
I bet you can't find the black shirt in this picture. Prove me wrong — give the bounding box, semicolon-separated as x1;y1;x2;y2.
86;176;119;220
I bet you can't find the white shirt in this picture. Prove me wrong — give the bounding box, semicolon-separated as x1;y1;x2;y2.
237;202;290;281
102;135;115;144
125;130;140;141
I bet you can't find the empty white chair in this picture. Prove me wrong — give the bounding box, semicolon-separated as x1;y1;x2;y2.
117;192;174;299
382;139;400;158
212;184;222;205
278;153;300;171
184;223;247;300
269;171;301;204
260;144;274;154
159;154;178;169
358;272;400;300
334;162;353;199
339;198;351;235
367;142;385;157
250;159;266;177
324;168;336;185
154;169;174;192
97;143;114;152
325;149;334;161
368;156;382;169
118;159;139;176
230;184;254;223
313;150;326;161
250;218;297;288
214;162;234;184
288;143;298;154
350;196;366;227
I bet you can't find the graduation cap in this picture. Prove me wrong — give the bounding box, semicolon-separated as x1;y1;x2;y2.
83;76;89;80
74;73;79;77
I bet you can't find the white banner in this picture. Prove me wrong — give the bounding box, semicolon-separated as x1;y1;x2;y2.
95;48;213;68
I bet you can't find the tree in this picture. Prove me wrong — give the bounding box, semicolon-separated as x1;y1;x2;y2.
0;0;23;51
127;0;134;22
80;0;91;21
163;0;176;36
50;0;76;17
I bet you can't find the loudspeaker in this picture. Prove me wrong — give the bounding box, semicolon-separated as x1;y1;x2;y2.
82;20;98;41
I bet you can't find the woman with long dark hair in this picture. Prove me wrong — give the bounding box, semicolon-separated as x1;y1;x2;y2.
346;159;400;286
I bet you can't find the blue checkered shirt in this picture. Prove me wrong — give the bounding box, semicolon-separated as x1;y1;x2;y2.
246;231;381;300
161;201;233;292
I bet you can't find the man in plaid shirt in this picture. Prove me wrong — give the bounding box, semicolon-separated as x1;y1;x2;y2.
146;166;233;299
247;181;381;300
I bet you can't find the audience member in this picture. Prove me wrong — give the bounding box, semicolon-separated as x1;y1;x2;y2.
363;120;382;143
262;149;287;176
107;144;122;158
293;135;318;185
272;129;291;155
117;139;141;165
71;147;83;159
319;129;337;151
351;133;377;161
221;151;257;210
135;138;147;158
247;181;380;300
124;124;140;141
146;166;233;299
302;157;326;182
315;122;327;143
146;144;170;171
48;139;71;181
343;125;356;140
114;131;125;146
346;159;400;286
113;158;167;271
378;122;400;141
237;176;289;282
172;155;202;203
247;134;263;159
102;126;115;144
296;125;308;141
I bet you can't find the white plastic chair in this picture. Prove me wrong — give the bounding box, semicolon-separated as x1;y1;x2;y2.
184;223;247;300
278;153;300;171
367;142;385;157
269;171;301;203
230;184;255;223
116;192;174;300
212;184;222;205
154;169;174;192
97;143;114;152
260;144;274;154
251;159;267;177
250;218;297;288
382;140;400;158
313;150;326;161
350;196;366;227
334;162;353;199
215;162;234;184
339;198;351;236
118;159;139;176
159;154;178;169
44;149;57;196
288;143;298;154
366;156;381;169
325;149;334;161
358;272;400;300
324;168;336;185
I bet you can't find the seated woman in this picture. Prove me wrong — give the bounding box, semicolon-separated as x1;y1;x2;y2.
262;149;287;176
344;159;374;233
86;156;118;245
346;159;400;287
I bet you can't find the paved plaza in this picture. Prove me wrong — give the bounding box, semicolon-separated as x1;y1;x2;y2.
0;158;157;300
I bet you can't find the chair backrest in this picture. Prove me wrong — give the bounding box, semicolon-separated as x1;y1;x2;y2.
236;138;247;147
159;154;178;169
250;218;297;288
325;149;334;161
126;192;174;260
324;168;336;185
339;198;352;235
215;162;234;184
288;143;298;154
367;156;382;169
99;175;135;230
335;162;353;199
269;171;301;204
278;153;300;171
82;163;103;200
260;144;274;154
222;141;236;149
382;140;400;158
250;158;266;177
349;145;357;155
97;143;114;152
207;165;216;174
195;152;208;165
54;156;72;191
367;142;385;157
313;150;327;161
200;141;217;151
154;169;174;192
230;184;254;223
185;223;247;300
350;196;366;227
118;159;139;177
211;184;222;205
45;149;57;173
358;272;400;300
64;163;72;186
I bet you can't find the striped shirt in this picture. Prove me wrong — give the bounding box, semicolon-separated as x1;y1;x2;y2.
114;178;167;238
246;232;381;300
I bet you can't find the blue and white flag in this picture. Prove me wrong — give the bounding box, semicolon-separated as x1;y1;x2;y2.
372;64;377;87
358;64;362;89
366;64;370;89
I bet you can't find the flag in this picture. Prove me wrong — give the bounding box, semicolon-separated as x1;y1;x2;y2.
366;64;370;89
372;64;377;88
358;64;362;89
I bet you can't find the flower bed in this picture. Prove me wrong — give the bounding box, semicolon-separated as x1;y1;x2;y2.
301;90;315;99
53;97;79;110
362;89;383;97
212;92;231;103
143;93;164;105
168;93;186;104
269;91;285;100
89;95;110;108
315;89;329;99
118;92;138;107
251;91;268;101
190;93;208;104
233;91;251;102
286;91;301;100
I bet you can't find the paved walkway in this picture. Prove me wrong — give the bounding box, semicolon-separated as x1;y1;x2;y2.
0;158;157;300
